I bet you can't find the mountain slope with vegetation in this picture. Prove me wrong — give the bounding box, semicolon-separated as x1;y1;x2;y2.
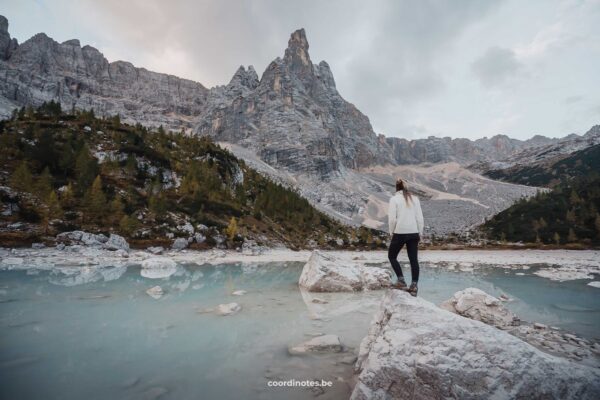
0;103;384;249
479;137;600;247
483;144;600;188
482;175;600;246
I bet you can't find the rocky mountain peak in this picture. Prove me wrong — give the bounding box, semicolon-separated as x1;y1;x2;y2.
229;65;259;89
0;15;17;60
584;125;600;138
62;39;81;47
283;28;314;81
0;15;8;33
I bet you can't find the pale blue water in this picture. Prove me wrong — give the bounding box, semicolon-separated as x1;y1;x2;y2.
0;261;598;400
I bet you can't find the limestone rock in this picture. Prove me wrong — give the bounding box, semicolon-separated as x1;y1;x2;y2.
288;334;343;355
146;286;163;299
299;251;391;292
215;302;241;316
103;233;129;251
352;290;600;400
171;238;188;250
56;231;108;247
440;287;520;328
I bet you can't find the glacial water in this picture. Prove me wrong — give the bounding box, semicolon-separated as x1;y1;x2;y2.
1;261;599;400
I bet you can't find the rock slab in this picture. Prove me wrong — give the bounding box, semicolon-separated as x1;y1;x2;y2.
352;290;600;400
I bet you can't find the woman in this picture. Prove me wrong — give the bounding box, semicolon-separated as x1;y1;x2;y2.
388;178;424;296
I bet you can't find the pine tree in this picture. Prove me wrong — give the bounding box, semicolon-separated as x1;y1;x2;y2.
569;190;581;205
46;191;62;219
225;217;238;240
84;176;107;221
110;196;125;225
553;232;561;245
596;213;600;235
119;215;139;236
567;228;577;242
10;161;33;192
149;193;167;217
35;167;53;198
60;183;76;209
75;146;99;191
566;209;576;223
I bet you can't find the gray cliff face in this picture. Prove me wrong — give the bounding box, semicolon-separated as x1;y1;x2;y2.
0;19;209;130
0;16;18;61
195;28;389;177
386;134;559;165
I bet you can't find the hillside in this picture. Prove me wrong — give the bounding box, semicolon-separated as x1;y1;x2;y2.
483;144;600;188
0;103;384;249
482;175;600;246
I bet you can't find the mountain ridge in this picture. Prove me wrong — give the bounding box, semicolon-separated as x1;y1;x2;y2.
0;15;593;170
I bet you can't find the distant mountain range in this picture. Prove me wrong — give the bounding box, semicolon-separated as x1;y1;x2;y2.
0;15;597;236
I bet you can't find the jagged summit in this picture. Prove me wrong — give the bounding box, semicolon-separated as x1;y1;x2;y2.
228;65;259;89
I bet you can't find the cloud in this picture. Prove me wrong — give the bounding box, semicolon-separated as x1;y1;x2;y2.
471;46;523;87
564;95;583;105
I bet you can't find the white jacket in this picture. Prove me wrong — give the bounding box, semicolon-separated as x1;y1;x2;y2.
388;191;424;235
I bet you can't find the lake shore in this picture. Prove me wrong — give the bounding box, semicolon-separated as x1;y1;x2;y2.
1;247;599;283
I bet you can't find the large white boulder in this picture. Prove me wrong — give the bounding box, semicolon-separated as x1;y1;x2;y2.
352;290;600;400
299;251;391;292
440;287;520;328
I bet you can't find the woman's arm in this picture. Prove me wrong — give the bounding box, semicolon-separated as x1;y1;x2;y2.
415;197;424;236
388;197;396;236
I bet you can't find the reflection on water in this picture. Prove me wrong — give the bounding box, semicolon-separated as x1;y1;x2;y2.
0;261;598;400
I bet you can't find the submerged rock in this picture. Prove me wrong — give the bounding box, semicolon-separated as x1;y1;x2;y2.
231;290;247;296
288;334;344;355
299;251;392;292
146;286;164;299
140;258;177;279
352;290;600;400
440;287;520;328
215;302;241;316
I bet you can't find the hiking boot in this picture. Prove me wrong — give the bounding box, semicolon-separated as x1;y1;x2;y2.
392;280;408;290
407;282;418;297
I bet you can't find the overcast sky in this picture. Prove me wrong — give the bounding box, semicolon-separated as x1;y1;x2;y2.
3;0;600;139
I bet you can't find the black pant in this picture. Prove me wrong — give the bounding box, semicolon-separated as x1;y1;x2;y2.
388;233;420;283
